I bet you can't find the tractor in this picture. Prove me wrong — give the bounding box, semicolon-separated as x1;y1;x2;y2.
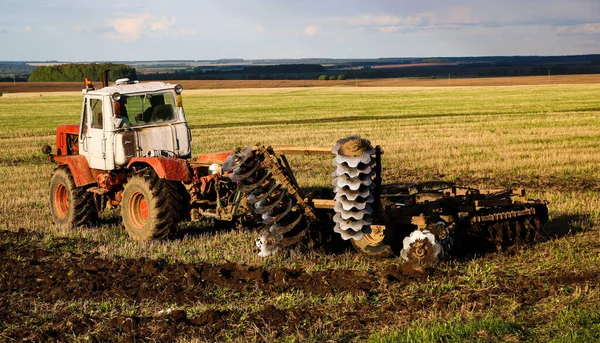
44;76;548;264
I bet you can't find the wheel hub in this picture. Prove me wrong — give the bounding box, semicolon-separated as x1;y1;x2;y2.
54;183;69;218
128;191;148;229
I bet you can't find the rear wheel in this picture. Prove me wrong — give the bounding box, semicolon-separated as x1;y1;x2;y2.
49;167;97;229
121;172;176;241
165;180;190;222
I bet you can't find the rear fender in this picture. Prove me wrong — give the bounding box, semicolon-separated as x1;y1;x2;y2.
127;157;191;182
195;150;233;165
54;155;95;187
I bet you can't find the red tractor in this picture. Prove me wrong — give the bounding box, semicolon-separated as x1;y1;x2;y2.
44;77;548;264
45;75;193;241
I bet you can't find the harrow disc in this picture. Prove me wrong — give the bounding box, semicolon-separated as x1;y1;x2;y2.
222;147;254;172
332;213;371;232
333;160;373;178
334;193;374;211
261;198;293;225
247;179;278;205
270;211;303;236
256;214;309;257
333;152;375;168
254;187;287;215
351;225;393;257
475;203;548;253
333;200;373;220
332;172;375;191
400;230;443;265
229;160;260;182
333;185;372;201
238;169;271;192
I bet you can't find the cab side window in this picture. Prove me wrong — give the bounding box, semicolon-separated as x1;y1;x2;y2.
91;99;103;129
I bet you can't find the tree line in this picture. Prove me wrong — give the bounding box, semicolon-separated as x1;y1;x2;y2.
140;64;325;80
28;63;137;82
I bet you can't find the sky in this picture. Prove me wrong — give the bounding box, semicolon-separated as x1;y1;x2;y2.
0;0;599;61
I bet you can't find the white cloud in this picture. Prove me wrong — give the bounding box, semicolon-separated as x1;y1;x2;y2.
337;11;482;33
302;25;318;36
151;16;176;31
342;13;436;27
24;26;32;32
104;15;149;42
556;23;600;35
378;26;400;33
101;13;196;42
255;25;265;31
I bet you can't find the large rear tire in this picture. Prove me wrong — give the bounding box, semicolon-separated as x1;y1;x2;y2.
121;172;177;241
49;167;97;229
165;180;190;223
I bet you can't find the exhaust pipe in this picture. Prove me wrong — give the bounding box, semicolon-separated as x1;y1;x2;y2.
102;70;111;88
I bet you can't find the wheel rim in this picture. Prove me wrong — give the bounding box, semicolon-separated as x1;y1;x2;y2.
128;191;148;230
54;183;69;218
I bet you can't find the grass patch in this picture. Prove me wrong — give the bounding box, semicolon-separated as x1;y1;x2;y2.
545;304;600;343
369;317;526;343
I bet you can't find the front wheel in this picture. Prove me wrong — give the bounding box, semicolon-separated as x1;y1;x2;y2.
121;172;177;241
49;167;97;229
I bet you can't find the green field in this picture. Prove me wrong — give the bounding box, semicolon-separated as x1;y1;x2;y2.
1;84;600;342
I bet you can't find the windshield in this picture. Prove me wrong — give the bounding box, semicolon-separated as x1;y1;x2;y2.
114;91;177;128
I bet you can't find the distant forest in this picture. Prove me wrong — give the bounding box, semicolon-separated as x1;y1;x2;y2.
138;55;600;81
4;55;600;82
27;63;137;82
141;64;326;81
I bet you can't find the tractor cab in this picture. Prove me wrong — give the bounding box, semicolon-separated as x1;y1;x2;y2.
79;78;191;170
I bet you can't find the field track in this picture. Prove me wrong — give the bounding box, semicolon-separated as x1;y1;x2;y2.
1;74;600;93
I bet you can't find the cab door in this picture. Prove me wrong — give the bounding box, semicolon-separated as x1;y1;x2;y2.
79;96;106;170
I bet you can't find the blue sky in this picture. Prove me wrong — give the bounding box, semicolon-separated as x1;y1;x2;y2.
1;0;599;61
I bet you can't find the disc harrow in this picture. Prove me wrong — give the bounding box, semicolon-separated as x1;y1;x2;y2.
377;185;548;265
188;136;548;262
222;146;314;257
325;137;548;264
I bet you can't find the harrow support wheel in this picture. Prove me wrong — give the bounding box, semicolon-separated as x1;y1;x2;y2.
49;167;97;229
121;172;176;242
351;225;393;257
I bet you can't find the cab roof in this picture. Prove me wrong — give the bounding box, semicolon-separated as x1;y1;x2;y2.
84;81;177;96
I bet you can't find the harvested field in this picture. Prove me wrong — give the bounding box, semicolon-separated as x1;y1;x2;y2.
1;74;600;93
1;81;600;342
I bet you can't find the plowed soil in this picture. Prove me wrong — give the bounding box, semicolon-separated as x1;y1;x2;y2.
2;229;598;342
0;229;425;342
2;74;600;93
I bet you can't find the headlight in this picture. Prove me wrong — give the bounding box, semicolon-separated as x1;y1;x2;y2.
174;84;183;94
111;92;121;101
